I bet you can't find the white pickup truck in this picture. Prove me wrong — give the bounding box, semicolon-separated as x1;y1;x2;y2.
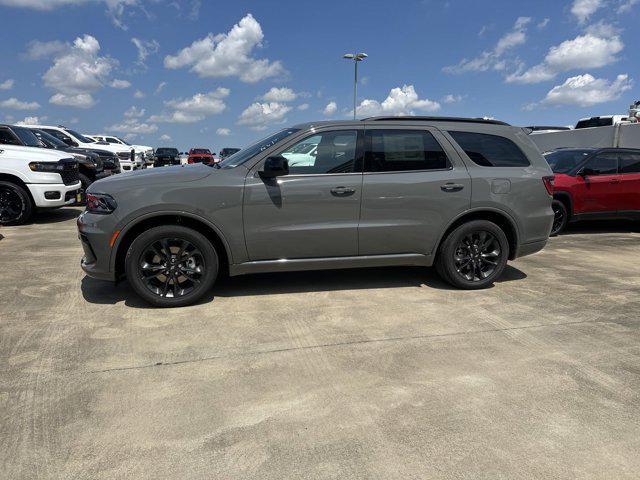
0;144;82;225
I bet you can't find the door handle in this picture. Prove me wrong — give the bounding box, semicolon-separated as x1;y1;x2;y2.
330;186;356;197
610;178;621;184
441;183;464;192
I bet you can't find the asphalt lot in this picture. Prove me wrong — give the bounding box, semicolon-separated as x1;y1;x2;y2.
2;207;640;479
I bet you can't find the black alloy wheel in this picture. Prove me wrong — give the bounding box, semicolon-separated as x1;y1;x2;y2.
551;200;568;236
435;220;509;289
125;225;218;307
0;181;32;226
453;231;501;282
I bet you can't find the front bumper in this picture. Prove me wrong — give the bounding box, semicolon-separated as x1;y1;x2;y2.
27;182;82;208
77;210;119;281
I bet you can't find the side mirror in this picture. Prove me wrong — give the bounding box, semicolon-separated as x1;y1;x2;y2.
260;156;289;178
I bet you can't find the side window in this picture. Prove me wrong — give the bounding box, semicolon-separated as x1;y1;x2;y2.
106;137;119;143
584;153;618;175
0;128;20;145
280;130;359;174
619;153;640;174
44;129;66;142
449;131;530;167
364;129;450;172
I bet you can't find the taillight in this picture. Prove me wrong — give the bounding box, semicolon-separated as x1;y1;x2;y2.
542;176;555;195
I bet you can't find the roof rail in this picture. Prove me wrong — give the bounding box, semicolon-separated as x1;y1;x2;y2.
362;116;510;126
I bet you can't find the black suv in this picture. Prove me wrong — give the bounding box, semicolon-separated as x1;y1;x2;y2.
153;148;181;167
219;147;240;159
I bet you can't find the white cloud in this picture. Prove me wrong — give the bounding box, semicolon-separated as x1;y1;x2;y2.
49;93;95;108
110;79;131;89
352;85;441;117
538;73;632;107
15;115;45;125
216;127;231;136
571;0;605;23
237;102;291;130
131;38;159;69
0;97;40;110
149;88;229;123
159;134;171;142
618;0;640;13
23;39;68;60
134;90;145;98
323;101;337;116
444;17;531;73
506;33;624;84
0;79;14;90
124;105;145;118
107;118;158;134
164;14;285;83
442;94;464;104
155;81;167;95
537;18;550;29
297;103;309;111
42;34;117;108
262;87;296;102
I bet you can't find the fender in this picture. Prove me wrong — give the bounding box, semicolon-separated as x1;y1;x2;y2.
108;209;235;273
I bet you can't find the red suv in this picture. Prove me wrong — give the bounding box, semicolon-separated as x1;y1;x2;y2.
544;148;640;234
187;148;215;165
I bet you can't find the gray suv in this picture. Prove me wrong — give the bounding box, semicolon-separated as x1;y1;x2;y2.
78;117;554;307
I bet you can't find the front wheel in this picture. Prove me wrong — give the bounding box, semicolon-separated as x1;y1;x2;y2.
0;181;33;226
551;200;568;236
435;220;509;290
125;225;219;307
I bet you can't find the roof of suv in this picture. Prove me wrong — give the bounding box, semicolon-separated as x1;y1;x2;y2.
290;116;510;130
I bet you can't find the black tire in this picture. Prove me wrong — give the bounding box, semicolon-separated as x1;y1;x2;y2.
125;225;218;307
78;173;92;205
550;199;568;236
435;220;509;290
0;180;33;226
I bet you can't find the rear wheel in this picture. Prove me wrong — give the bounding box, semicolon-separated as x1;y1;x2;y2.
125;225;218;307
0;181;33;226
435;220;509;289
551;199;568;236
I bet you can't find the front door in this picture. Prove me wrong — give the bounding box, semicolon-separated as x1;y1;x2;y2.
243;128;363;260
358;127;471;256
573;152;620;214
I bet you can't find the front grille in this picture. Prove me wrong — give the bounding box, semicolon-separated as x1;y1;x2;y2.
58;159;79;185
117;152;131;160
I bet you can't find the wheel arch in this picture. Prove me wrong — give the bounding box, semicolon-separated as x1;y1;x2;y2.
0;173;35;205
434;208;519;261
553;191;573;218
112;212;233;280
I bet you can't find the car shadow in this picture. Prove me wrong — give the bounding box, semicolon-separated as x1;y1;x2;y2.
33;207;82;224
561;219;640;235
80;265;527;308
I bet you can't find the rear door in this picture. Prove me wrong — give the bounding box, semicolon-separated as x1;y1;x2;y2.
617;151;640;213
358;127;471;256
573;152;620;214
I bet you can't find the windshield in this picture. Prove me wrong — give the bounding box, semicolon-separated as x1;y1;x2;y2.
192;149;211;154
544;149;593;174
65;129;94;144
575;118;614;129
219;129;300;168
115;137;131;145
13;127;43;147
32;129;67;148
157;148;179;155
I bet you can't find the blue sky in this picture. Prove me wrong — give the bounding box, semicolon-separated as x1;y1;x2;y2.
0;0;638;151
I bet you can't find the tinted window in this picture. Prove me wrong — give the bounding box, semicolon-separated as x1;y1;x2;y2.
281;130;358;174
12;127;42;147
365;130;449;172
449;131;530;167
156;148;179;155
0;128;21;145
43;128;69;142
619;153;640;174
584;153;618;175
575;117;615;129
544;149;593;174
106;137;119;143
219;129;299;168
33;129;67;148
192;149;211;154
65;129;93;143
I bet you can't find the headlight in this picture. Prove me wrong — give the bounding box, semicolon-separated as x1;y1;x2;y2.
86;193;117;214
29;162;59;172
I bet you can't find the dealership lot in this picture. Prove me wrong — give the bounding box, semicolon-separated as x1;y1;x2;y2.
2;208;640;479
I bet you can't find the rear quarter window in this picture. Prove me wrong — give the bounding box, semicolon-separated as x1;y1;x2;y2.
448;131;530;167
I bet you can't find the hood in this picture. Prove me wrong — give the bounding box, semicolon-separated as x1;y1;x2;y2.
0;144;73;162
89;163;214;191
80;142;130;155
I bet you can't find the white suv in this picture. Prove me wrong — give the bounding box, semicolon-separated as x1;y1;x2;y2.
90;135;153;165
0;144;82;225
24;125;143;172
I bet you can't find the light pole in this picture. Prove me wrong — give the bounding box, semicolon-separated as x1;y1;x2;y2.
343;53;367;120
